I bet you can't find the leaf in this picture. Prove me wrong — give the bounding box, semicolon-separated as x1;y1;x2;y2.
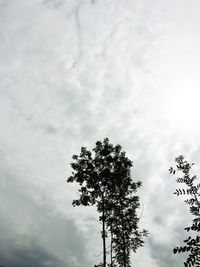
184;236;191;243
185;227;191;232
173;247;178;254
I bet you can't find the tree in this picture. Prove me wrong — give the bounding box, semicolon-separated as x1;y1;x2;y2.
67;138;147;267
170;155;200;267
104;165;148;267
111;196;147;267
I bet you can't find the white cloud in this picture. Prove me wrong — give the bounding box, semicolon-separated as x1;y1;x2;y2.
1;0;200;266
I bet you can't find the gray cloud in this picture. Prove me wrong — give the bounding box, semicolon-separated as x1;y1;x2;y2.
0;164;90;267
0;237;66;267
1;0;200;266
148;237;184;267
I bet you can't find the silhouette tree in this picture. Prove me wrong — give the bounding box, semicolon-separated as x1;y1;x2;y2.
104;159;148;267
170;155;200;267
67;138;147;267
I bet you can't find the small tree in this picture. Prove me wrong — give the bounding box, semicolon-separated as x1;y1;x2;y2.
170;155;200;267
104;170;147;267
67;138;147;267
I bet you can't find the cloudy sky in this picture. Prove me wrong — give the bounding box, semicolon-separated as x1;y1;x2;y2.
1;0;200;266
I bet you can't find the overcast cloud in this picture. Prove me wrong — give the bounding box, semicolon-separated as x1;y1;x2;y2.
1;0;200;266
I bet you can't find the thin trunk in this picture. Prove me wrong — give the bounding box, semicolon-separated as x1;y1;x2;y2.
120;199;126;267
122;211;126;267
110;224;113;267
102;193;106;267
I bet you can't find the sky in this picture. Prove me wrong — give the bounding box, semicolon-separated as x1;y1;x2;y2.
1;0;200;266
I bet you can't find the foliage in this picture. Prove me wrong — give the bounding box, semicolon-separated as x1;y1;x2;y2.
104;177;148;267
67;138;147;267
170;155;200;267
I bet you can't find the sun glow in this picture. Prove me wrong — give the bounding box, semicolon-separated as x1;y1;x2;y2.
163;87;200;136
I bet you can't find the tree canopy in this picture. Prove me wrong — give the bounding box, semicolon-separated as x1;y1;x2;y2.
67;138;148;267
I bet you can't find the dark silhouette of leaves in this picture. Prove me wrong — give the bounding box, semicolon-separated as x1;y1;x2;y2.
170;156;200;267
67;138;148;267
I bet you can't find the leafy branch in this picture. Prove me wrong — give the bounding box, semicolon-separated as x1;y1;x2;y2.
170;155;200;267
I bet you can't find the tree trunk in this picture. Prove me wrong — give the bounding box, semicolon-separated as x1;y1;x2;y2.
110;224;113;267
102;193;106;267
122;211;126;267
120;199;126;267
